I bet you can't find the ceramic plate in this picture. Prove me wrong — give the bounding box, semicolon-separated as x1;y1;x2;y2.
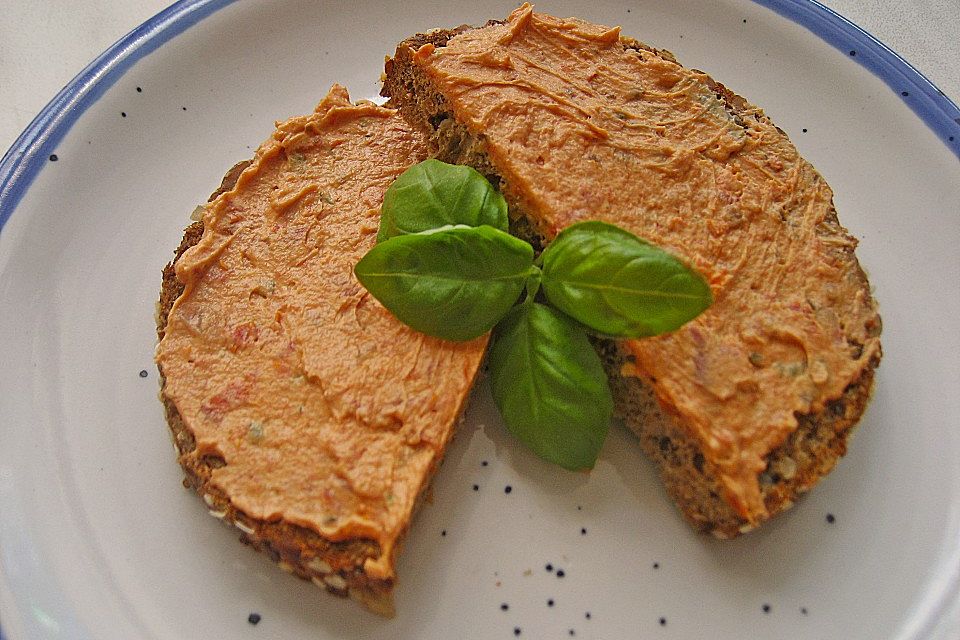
1;1;958;638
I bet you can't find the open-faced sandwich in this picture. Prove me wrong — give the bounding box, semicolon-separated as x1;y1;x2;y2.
156;5;881;615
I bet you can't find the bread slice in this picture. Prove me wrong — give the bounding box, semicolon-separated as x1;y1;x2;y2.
381;6;882;538
155;86;487;614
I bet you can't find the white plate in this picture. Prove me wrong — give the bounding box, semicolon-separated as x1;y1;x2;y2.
1;1;958;639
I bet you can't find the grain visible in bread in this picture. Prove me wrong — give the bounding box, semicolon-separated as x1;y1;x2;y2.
156;87;486;615
381;8;881;538
157;164;399;615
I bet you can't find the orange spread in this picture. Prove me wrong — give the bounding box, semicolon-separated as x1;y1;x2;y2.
412;6;881;522
155;86;487;578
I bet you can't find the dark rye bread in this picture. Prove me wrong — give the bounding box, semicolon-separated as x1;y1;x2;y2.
157;162;396;616
382;24;881;538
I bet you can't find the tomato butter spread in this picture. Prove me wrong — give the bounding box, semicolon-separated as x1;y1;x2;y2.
156;86;486;578
408;6;881;522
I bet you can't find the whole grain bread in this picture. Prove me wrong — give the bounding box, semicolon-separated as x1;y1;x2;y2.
381;14;881;538
157;161;402;615
154;87;491;616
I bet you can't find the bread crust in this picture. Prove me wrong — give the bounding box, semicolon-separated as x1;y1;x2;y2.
157;162;397;616
382;25;881;538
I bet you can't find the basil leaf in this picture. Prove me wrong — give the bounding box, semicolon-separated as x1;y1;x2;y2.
488;302;613;470
377;159;508;242
355;225;534;341
540;221;712;338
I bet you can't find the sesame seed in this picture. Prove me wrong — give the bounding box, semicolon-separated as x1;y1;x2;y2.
49;154;58;162
546;563;554;572
580;527;587;535
234;520;255;535
513;627;521;636
139;369;148;378
585;612;591;620
653;562;660;569
762;604;771;613
136;86;142;92
659;617;667;626
182;106;187;111
481;460;489;466
307;557;332;574
556;569;565;578
501;603;509;611
901;91;910;97
547;599;554;607
323;574;347;590
802;128;808;133
121;112;127;118
849;50;857;56
247;613;261;625
441;529;447;537
826;513;836;524
504;485;512;494
473;484;479;491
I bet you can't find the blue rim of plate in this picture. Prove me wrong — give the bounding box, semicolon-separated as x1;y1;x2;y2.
0;1;957;638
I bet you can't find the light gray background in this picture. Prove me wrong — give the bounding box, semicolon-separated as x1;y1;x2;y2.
0;0;958;154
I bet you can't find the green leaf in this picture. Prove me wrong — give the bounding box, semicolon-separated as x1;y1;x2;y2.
354;225;534;341
540;221;712;338
488;302;613;470
377;159;508;242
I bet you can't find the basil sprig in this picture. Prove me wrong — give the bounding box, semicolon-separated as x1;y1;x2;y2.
354;160;712;470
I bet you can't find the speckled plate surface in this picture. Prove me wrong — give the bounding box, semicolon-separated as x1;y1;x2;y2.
1;1;958;639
